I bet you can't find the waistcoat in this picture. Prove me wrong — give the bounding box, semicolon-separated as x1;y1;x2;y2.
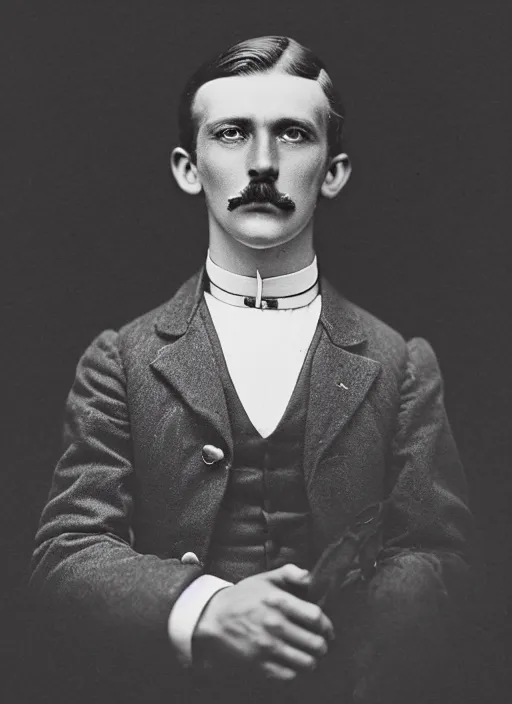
201;303;321;583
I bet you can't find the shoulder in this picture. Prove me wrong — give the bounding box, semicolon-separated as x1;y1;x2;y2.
118;269;202;354
78;270;202;373
349;301;407;355
321;280;438;379
351;302;442;387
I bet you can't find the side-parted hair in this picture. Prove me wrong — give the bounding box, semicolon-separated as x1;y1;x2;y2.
178;36;345;161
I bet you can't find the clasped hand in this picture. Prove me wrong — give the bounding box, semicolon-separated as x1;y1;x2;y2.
192;564;335;682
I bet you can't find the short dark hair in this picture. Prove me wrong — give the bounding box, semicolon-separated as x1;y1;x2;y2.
178;36;345;161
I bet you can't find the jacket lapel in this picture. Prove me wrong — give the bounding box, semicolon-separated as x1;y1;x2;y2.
304;279;381;486
150;269;232;454
149;270;381;487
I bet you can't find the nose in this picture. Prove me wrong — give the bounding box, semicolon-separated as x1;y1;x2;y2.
247;131;278;181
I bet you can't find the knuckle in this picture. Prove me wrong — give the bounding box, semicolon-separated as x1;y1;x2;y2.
257;632;277;656
265;591;285;610
254;633;270;655
266;638;280;657
263;612;281;632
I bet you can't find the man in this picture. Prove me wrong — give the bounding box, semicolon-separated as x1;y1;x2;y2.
30;36;473;704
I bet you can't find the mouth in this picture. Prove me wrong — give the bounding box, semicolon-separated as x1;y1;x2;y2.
240;201;281;211
237;202;294;217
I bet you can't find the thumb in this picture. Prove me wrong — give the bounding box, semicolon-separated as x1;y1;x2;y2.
266;564;311;587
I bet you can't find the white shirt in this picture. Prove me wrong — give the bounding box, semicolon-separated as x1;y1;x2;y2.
204;292;321;437
168;265;322;665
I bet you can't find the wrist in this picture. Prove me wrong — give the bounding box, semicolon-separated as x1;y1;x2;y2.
193;585;226;642
191;586;230;668
168;575;232;667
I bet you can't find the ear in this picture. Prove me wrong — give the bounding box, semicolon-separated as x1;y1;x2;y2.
170;147;202;195
320;153;352;199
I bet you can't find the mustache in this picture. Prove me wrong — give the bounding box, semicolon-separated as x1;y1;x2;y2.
227;181;296;212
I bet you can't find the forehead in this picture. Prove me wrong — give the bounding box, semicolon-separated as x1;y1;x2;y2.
193;72;330;128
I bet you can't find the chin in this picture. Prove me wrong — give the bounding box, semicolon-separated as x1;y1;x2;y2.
232;229;298;250
227;213;301;250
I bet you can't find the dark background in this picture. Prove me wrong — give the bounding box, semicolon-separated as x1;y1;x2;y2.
2;0;511;700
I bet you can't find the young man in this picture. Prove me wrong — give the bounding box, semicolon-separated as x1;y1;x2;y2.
30;36;473;704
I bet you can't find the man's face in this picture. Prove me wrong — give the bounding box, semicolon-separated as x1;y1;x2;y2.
191;71;333;250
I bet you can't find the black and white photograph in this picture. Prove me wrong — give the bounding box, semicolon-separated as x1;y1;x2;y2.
2;2;511;702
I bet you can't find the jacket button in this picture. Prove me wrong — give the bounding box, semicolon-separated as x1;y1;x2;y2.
181;551;201;565
201;444;225;465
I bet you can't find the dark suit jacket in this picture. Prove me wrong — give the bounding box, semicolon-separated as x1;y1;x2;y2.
30;270;473;703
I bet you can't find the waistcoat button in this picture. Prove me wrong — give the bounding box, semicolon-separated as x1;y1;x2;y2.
201;444;225;465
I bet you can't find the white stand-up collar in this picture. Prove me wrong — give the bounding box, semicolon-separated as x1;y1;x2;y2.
205;251;319;310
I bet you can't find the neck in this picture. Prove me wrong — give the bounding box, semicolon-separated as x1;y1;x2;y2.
208;218;315;277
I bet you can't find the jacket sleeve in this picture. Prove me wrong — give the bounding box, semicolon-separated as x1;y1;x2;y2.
383;336;473;558
29;330;203;658
323;338;476;704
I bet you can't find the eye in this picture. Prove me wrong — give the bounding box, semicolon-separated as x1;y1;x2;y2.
280;127;309;143
216;126;246;143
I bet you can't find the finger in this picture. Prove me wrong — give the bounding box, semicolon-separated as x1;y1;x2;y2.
261;661;297;682
277;621;329;658
266;563;310;586
270;641;318;673
275;593;335;640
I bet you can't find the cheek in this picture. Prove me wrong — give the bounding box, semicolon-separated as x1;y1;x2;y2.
197;154;240;197
287;152;328;192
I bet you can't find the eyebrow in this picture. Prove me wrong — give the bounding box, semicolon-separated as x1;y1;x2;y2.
204;116;322;134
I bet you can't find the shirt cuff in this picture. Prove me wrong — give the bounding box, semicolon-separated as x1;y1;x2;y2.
168;574;232;666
